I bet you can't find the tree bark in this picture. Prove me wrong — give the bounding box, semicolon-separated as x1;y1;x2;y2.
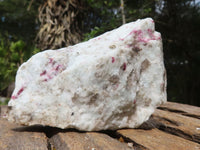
120;0;126;24
36;0;83;50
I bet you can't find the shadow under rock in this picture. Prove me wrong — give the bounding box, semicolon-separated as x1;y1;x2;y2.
137;116;161;130
12;125;86;138
11;115;160;138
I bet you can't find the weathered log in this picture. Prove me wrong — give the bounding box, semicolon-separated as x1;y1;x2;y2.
0;102;200;150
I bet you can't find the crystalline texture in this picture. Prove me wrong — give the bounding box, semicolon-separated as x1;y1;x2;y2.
8;18;167;131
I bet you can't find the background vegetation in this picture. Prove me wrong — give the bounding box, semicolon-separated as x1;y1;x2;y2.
0;0;199;106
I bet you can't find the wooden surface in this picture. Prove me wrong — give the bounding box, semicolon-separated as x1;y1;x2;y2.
0;106;48;150
0;102;200;150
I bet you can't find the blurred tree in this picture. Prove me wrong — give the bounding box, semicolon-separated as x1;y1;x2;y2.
0;0;40;44
0;0;40;97
83;0;200;106
156;0;200;106
120;0;126;24
0;0;199;106
0;35;39;96
83;0;156;40
82;0;121;40
36;0;84;50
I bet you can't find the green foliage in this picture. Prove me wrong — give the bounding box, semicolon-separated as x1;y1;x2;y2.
0;0;199;106
0;0;41;97
0;36;40;93
156;0;200;106
83;0;121;39
83;0;200;106
0;0;41;43
0;98;9;105
83;27;104;41
83;0;156;40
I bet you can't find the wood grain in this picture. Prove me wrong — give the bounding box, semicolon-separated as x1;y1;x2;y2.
153;109;200;143
118;128;200;150
0;106;48;150
1;102;200;150
159;102;200;119
50;131;133;150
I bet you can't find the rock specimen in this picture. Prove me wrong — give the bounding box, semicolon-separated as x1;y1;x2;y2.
7;18;167;131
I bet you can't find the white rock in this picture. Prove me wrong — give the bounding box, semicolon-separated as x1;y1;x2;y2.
7;18;167;131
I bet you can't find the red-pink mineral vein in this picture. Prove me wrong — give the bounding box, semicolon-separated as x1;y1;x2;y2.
122;62;127;71
93;37;101;41
120;29;161;43
40;70;46;76
11;86;25;100
40;58;66;82
112;57;115;63
133;99;136;104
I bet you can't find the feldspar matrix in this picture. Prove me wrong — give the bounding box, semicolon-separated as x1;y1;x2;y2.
8;18;166;131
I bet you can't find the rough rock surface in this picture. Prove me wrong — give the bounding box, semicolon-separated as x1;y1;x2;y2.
7;18;167;131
